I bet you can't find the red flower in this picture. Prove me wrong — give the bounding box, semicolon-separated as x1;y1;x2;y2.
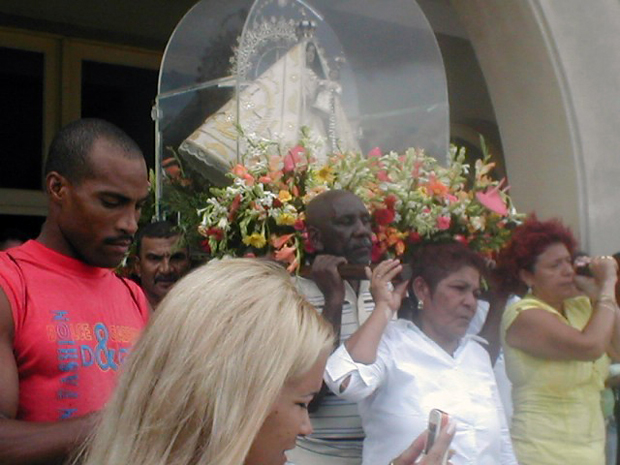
200;239;211;254
373;208;395;226
228;194;241;222
384;195;397;210
454;234;469;245
272;198;283;208
408;231;422;244
206;227;224;241
371;242;385;262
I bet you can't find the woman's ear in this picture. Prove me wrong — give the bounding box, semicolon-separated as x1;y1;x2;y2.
411;276;431;304
518;269;533;289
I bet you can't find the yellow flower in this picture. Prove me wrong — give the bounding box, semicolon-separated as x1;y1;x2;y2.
242;233;267;249
278;190;293;203
276;213;296;226
417;186;429;197
316;165;334;183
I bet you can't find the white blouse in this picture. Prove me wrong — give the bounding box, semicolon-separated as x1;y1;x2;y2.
324;319;517;465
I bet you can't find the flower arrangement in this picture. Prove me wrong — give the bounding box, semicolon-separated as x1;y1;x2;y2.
342;145;524;261
197;134;335;272
188;132;523;272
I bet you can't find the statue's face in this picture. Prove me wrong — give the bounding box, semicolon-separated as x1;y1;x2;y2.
306;44;316;65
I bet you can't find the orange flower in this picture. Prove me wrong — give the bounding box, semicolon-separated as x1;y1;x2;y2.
274;245;296;263
232;164;248;177
425;174;449;197
271;233;295;249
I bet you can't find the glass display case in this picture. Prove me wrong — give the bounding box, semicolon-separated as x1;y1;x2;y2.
155;0;448;215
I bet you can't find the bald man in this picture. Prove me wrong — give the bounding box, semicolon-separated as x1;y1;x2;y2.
289;189;374;465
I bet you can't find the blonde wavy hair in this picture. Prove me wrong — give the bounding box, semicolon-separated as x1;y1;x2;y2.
78;258;334;465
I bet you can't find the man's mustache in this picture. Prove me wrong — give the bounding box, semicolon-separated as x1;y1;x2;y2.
154;274;180;284
104;235;134;246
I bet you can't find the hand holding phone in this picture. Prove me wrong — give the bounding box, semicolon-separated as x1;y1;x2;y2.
424;409;450;455
391;411;455;465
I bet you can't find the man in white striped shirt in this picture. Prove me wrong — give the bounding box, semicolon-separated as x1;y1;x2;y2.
288;190;374;465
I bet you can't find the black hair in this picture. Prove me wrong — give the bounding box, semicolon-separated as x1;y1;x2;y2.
135;221;184;256
44;118;143;184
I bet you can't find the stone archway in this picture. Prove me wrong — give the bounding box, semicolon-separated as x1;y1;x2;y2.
450;0;620;254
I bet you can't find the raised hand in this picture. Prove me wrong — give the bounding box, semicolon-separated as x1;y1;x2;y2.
366;259;410;318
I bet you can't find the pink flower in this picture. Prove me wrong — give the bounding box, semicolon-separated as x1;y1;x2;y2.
445;194;458;204
293;219;306;231
436;216;451;230
368;147;382;158
476;181;509;216
283;145;305;172
377;170;391;182
303;240;316;254
274;245;297;263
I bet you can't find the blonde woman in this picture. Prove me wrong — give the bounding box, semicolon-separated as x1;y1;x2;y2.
78;258;453;465
75;258;331;465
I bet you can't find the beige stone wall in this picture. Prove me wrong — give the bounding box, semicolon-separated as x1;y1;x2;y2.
451;0;620;254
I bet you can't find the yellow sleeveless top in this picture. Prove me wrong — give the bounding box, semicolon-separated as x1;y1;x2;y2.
501;295;610;465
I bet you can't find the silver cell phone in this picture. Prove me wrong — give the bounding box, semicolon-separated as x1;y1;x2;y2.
424;408;449;455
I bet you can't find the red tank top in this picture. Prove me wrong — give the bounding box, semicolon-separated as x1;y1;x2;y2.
0;241;149;422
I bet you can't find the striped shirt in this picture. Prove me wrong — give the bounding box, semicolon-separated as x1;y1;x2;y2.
293;276;375;459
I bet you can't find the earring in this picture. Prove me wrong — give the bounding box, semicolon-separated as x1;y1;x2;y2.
417;299;424;311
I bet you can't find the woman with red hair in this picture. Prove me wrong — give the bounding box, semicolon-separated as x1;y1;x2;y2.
498;216;620;464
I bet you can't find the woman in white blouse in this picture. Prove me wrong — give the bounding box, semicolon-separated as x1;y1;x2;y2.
325;243;517;465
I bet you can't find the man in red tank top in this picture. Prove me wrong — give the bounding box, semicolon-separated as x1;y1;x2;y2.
0;118;151;464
